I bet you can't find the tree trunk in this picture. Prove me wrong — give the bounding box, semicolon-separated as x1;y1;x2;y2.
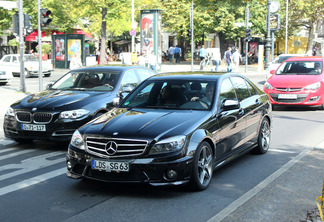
306;21;316;56
99;8;107;65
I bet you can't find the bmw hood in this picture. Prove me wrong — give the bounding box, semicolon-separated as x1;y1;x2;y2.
12;90;113;110
82;108;211;141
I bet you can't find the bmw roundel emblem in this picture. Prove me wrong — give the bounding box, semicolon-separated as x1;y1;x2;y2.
105;141;118;155
32;107;37;112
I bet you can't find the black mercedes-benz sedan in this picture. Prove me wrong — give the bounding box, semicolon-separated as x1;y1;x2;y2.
66;72;272;191
3;66;156;143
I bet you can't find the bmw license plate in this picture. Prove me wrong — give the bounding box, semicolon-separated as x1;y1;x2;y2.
21;124;46;131
278;94;297;99
91;160;129;172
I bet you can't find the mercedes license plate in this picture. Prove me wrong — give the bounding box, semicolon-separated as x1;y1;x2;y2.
278;94;297;99
21;124;46;131
91;160;129;172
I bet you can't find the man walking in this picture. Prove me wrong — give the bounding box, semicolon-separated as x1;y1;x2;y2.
174;45;181;63
168;46;174;63
224;47;233;72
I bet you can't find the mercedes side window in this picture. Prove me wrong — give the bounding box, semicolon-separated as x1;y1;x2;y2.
219;78;237;105
230;76;251;101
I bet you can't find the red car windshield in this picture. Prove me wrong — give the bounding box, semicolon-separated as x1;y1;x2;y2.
276;61;322;75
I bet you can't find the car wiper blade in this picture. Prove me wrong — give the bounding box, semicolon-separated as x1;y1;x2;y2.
70;88;87;91
146;105;177;109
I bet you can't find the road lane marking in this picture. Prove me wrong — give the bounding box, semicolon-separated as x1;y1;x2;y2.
0;149;37;161
0;167;66;196
270;148;295;153
0;147;18;154
0;151;65;181
208;142;322;222
0;139;15;148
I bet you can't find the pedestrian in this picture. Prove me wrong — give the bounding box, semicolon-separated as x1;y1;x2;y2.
232;47;242;71
224;47;233;72
168;46;174;63
95;49;100;61
149;51;157;71
199;45;207;63
137;52;146;67
174;45;181;63
242;50;246;65
70;53;82;70
209;48;221;72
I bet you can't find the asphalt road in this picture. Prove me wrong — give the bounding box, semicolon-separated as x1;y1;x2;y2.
0;66;323;221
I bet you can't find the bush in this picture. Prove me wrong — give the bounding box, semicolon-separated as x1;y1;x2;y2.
36;43;51;54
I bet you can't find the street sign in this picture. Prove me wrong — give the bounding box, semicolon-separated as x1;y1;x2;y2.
0;1;17;9
130;29;136;36
131;21;137;30
235;22;252;27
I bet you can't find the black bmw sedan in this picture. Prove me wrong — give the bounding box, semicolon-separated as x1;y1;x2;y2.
3;66;156;143
66;72;272;191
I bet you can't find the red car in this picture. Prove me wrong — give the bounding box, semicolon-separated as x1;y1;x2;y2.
264;56;324;109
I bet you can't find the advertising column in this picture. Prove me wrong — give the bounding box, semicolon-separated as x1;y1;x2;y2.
140;9;162;71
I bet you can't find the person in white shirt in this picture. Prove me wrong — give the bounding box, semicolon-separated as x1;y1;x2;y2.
168;46;174;63
149;51;157;71
232;47;242;71
70;53;82;70
137;53;146;67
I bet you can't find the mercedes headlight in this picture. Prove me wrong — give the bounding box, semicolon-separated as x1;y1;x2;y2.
59;109;90;119
70;130;85;150
150;136;186;154
6;107;15;117
264;82;274;90
305;82;320;90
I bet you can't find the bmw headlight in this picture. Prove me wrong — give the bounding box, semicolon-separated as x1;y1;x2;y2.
59;109;90;119
264;82;274;90
70;130;85;150
0;71;6;75
6;107;15;117
150;136;186;154
305;82;321;90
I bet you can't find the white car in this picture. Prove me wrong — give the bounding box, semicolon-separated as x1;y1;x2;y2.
0;54;53;78
266;54;307;79
0;68;12;85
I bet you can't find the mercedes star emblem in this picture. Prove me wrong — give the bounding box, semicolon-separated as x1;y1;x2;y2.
105;141;118;155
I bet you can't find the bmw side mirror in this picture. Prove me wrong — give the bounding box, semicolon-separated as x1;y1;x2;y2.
270;70;276;75
121;85;133;93
46;83;53;90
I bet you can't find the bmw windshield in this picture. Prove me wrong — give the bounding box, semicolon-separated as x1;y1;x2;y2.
51;71;120;91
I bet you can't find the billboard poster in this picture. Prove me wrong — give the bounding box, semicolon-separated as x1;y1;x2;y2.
55;38;65;61
141;13;154;55
67;39;81;61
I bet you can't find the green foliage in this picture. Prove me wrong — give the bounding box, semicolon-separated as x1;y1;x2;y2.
39;44;52;54
0;6;15;36
8;38;19;46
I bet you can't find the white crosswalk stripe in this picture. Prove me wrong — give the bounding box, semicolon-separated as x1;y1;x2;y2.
0;151;66;181
0;168;66;196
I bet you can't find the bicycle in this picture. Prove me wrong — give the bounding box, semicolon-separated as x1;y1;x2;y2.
199;55;212;71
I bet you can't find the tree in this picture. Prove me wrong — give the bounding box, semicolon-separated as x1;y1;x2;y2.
288;0;324;55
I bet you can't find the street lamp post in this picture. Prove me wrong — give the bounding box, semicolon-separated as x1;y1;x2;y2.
264;0;271;70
